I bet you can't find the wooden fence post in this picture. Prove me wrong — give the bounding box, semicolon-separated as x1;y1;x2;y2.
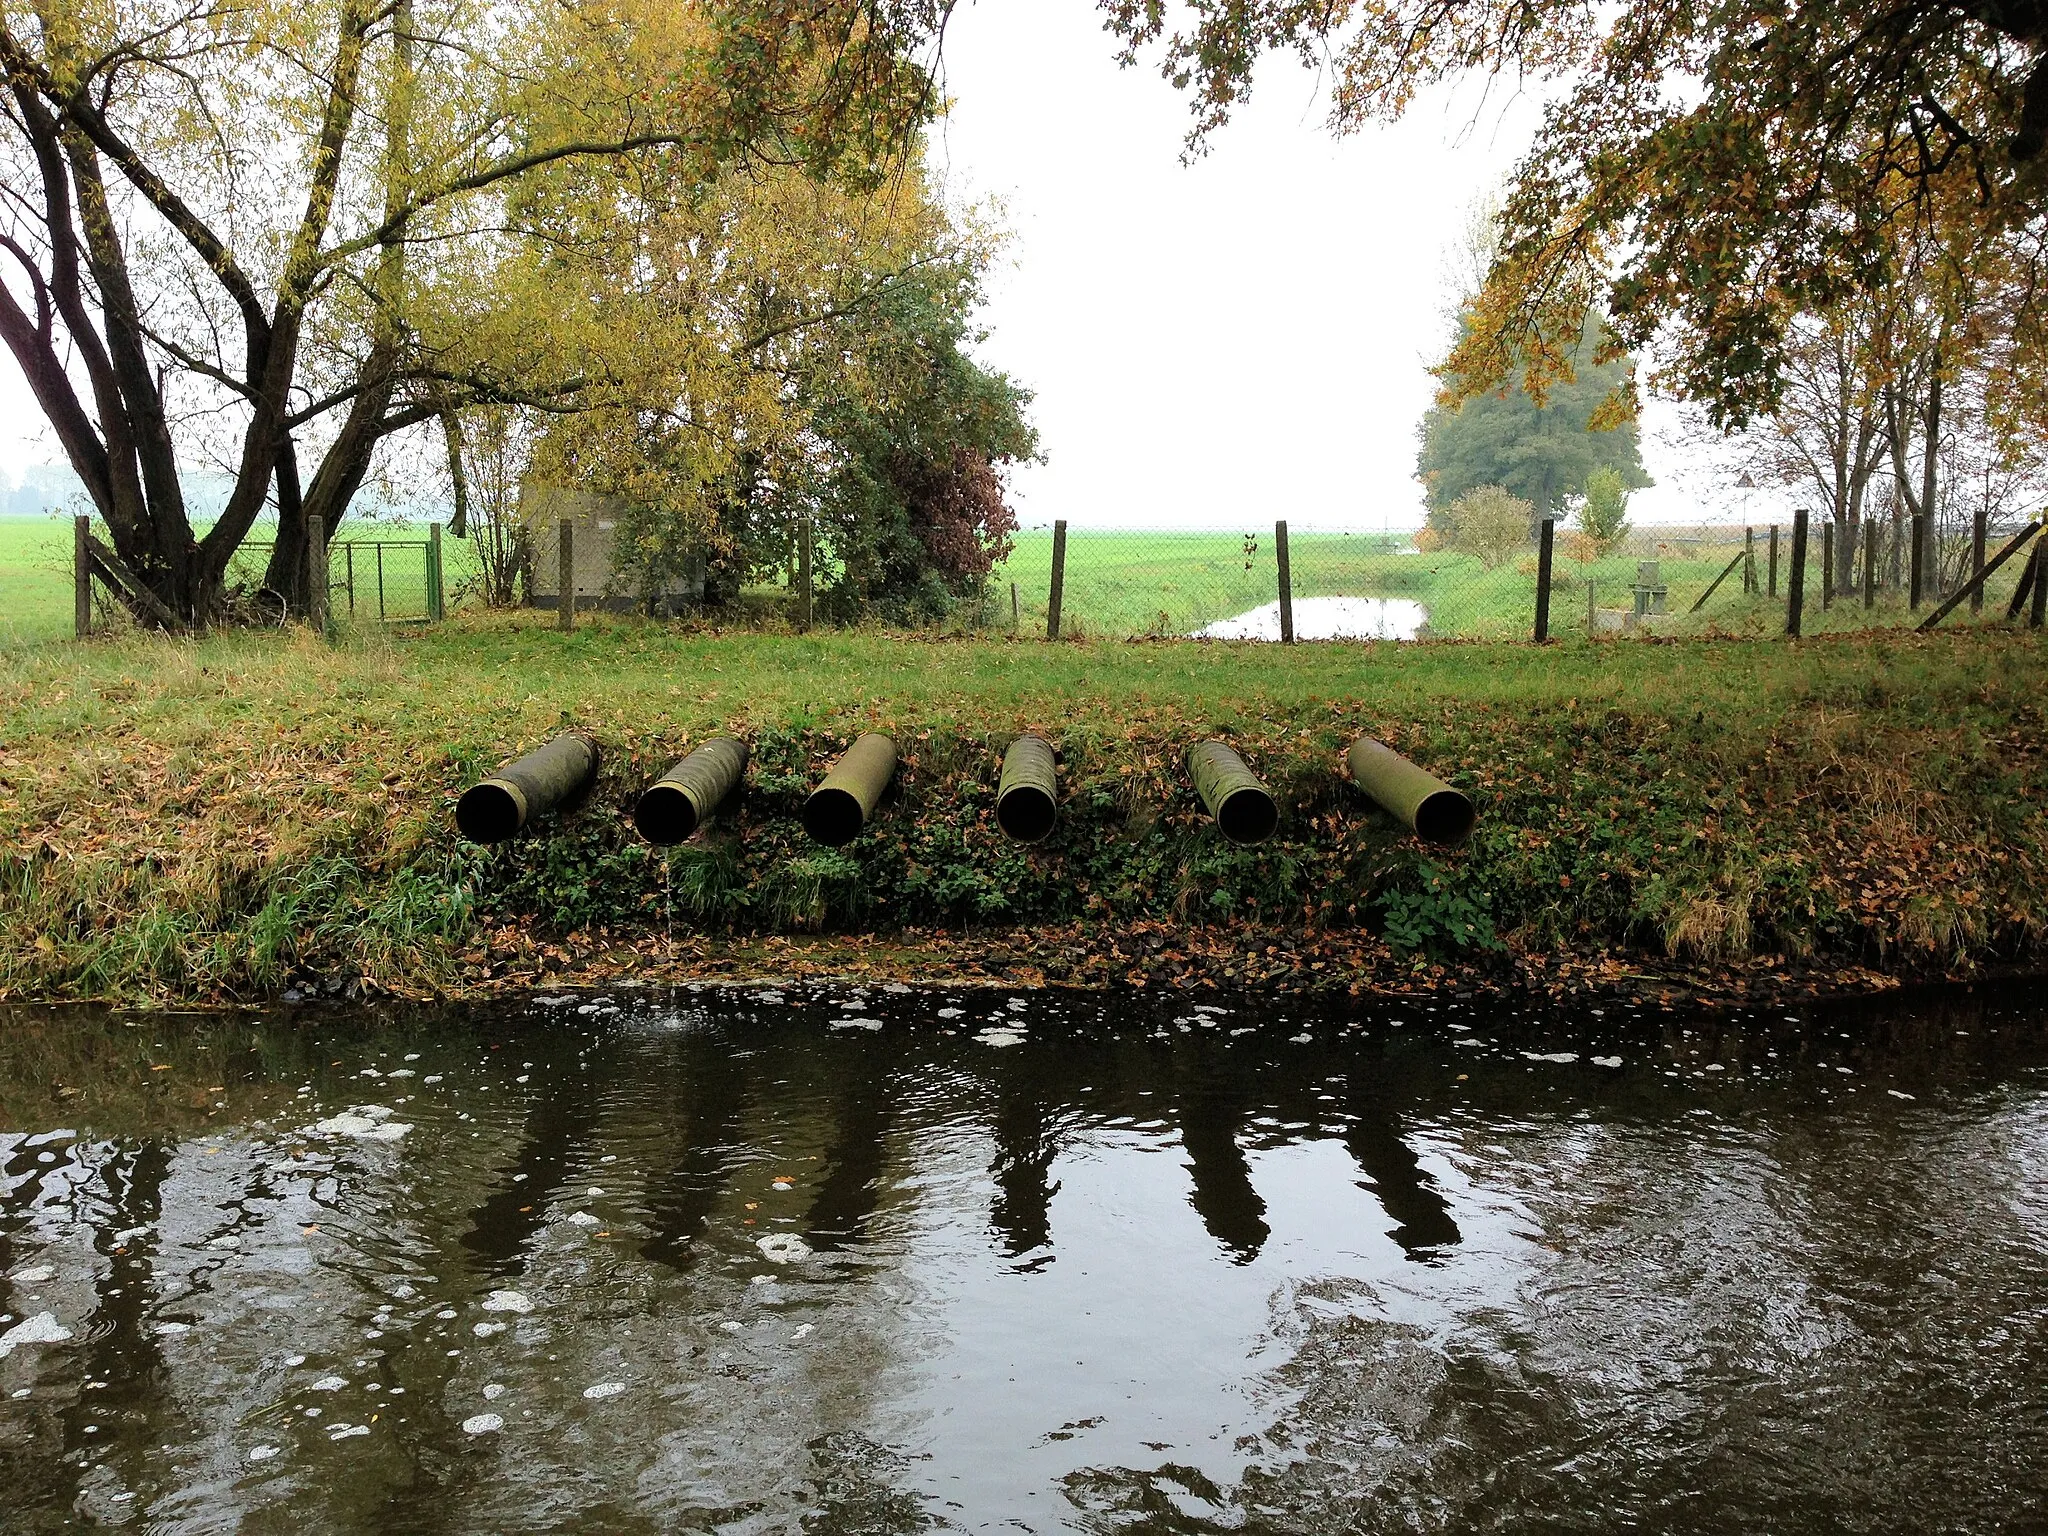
1863;518;1879;608
1046;519;1068;641
2034;538;2048;629
1768;524;1779;598
2011;542;2041;621
1821;520;1834;609
1587;577;1597;635
1744;527;1755;593
428;521;445;620
797;514;814;632
74;515;92;639
557;519;575;632
307;513;328;629
1785;508;1809;637
1533;515;1556;643
1010;581;1019;632
1971;507;1988;615
1919;520;2039;631
1275;518;1295;643
1909;511;1926;609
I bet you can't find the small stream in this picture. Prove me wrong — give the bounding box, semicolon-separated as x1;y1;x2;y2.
2;985;2046;1532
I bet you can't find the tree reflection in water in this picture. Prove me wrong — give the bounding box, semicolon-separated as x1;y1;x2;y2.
0;986;2042;1534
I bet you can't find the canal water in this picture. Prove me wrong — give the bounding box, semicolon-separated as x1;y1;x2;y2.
2;985;2045;1532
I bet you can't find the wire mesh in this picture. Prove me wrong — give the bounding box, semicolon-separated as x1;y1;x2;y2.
984;517;2042;642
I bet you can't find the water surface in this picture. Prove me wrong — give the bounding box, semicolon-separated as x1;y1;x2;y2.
2;985;2045;1532
1197;596;1428;641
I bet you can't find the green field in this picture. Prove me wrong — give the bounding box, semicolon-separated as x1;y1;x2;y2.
0;514;483;643
3;513;2030;647
991;526;2035;640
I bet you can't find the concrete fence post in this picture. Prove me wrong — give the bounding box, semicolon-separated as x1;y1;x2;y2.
557;519;575;632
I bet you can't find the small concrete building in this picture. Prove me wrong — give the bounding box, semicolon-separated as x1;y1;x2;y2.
520;484;705;614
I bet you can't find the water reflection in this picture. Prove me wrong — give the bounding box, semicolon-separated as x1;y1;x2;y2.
1198;595;1428;641
0;987;2043;1532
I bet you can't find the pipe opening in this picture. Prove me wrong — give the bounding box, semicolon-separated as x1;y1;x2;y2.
634;783;701;846
1414;789;1476;847
456;781;525;844
996;785;1057;844
1216;786;1278;846
803;787;866;847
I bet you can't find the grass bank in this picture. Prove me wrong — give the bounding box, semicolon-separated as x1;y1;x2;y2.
2;614;2043;1004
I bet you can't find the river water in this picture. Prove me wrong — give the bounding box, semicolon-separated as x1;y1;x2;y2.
2;984;2045;1533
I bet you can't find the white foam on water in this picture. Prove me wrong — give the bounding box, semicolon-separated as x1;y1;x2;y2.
0;1313;73;1355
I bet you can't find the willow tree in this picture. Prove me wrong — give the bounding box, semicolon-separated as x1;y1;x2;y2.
0;0;941;624
507;141;1034;619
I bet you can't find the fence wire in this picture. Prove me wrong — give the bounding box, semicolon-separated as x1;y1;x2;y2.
983;517;2041;642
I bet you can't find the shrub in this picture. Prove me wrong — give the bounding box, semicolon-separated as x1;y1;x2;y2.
1577;465;1633;553
1446;485;1534;568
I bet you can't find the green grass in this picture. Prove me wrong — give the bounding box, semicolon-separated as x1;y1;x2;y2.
3;612;2045;1001
0;513;483;643
6;512;2023;646
990;527;2035;640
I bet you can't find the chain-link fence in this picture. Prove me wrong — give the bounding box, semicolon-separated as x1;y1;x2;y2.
981;515;2043;642
229;537;442;621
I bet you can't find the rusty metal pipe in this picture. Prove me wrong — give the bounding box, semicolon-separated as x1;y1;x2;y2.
634;737;749;845
803;734;898;847
1345;737;1475;846
996;735;1058;843
456;733;599;843
1188;740;1277;846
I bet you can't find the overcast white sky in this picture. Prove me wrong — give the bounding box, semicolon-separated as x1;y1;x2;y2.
931;1;1753;530
0;0;1763;526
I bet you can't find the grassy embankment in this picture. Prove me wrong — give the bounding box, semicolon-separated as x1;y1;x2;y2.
2;611;2043;1004
9;515;2017;646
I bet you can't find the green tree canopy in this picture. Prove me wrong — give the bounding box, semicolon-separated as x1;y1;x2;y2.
1417;321;1650;525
